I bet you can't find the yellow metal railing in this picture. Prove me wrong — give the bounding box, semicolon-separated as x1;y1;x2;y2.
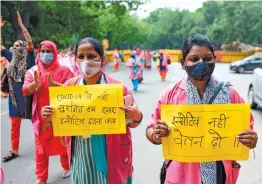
105;50;261;63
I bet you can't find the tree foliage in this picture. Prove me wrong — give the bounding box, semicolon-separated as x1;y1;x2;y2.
1;1;262;50
142;1;262;49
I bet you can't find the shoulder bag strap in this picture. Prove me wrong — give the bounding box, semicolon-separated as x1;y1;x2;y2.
208;82;224;104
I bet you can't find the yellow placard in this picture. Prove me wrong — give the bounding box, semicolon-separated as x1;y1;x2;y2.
161;104;250;162
49;84;126;136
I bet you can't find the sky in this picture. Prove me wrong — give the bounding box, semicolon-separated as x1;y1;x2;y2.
133;0;207;19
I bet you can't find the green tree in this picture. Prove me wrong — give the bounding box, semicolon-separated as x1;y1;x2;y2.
2;0;262;49
1;0;146;48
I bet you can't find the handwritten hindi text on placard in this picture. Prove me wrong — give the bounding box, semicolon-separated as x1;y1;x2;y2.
49;84;126;136
161;104;250;162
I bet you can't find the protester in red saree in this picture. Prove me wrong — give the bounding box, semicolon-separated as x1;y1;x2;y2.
22;41;73;184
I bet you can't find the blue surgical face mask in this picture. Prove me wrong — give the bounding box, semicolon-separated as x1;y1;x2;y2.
40;52;54;64
185;62;215;81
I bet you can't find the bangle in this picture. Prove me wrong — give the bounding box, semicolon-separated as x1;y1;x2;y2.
23;31;28;33
133;112;143;124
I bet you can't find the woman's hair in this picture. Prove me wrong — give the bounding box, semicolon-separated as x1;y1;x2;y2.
75;37;104;59
181;34;215;62
131;54;135;58
15;40;27;47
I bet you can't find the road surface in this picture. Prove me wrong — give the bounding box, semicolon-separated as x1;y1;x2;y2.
1;62;261;184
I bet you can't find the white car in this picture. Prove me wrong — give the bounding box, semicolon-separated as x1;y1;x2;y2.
248;65;262;109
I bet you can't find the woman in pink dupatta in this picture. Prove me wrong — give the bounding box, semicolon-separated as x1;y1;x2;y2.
145;50;152;69
22;41;74;184
135;48;144;83
127;54;141;91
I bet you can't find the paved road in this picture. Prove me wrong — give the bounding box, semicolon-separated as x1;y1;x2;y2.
1;62;262;184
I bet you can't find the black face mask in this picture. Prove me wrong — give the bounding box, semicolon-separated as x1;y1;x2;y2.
185;62;215;81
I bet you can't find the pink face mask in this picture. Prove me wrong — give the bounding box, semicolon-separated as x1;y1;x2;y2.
78;60;101;77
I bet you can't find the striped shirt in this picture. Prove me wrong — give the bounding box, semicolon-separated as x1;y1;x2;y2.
71;137;132;184
71;137;107;184
71;75;132;184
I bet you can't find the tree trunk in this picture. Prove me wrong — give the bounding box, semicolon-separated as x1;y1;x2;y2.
15;31;24;41
106;32;112;49
2;1;34;41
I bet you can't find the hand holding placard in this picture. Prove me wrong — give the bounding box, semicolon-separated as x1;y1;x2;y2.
161;104;251;162
49;84;126;136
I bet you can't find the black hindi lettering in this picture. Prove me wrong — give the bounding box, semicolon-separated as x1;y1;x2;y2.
85;91;92;100
86;106;96;112
97;91;108;101
59;115;85;126
58;101;84;113
233;137;240;148
102;107;116;114
172;112;200;127
88;118;103;125
208;114;229;129
173;128;204;148
208;129;228;149
105;118;117;124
